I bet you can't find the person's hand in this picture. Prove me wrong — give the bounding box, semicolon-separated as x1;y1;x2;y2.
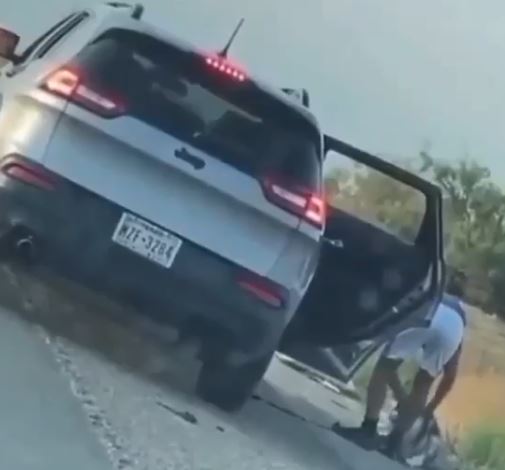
394;399;429;435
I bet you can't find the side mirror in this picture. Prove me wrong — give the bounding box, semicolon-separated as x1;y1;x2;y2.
0;28;20;68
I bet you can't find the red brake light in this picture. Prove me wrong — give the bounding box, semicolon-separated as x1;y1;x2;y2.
45;68;79;96
306;194;325;226
1;158;55;191
205;56;246;82
41;68;125;118
237;271;284;309
262;177;325;229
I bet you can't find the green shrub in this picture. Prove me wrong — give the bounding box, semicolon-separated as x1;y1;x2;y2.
460;422;505;469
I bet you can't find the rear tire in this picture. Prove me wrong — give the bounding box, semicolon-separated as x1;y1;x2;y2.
0;228;17;261
196;351;274;412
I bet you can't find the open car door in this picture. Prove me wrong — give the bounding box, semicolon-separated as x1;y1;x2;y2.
280;135;445;382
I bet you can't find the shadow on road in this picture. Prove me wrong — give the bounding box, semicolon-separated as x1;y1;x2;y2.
0;264;196;389
247;381;359;470
0;263;405;470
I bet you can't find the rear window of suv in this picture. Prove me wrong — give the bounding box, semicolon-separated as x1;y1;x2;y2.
70;28;321;191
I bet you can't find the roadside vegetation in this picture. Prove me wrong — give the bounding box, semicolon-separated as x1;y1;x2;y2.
459;423;505;470
328;150;505;467
325;150;505;318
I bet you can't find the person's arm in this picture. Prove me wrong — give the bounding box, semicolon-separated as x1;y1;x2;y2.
385;368;435;455
427;344;462;413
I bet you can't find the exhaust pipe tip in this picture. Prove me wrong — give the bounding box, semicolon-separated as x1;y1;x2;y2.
15;236;35;264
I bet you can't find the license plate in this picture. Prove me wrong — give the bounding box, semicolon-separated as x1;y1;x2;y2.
112;212;182;268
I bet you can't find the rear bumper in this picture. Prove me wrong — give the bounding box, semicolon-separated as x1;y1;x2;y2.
0;158;291;364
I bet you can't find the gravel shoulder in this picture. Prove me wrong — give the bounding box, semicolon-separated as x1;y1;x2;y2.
0;307;111;470
0;265;406;470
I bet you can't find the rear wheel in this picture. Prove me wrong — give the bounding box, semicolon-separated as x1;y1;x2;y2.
196;351;274;412
0;226;19;261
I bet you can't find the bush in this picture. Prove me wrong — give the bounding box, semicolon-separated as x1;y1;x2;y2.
460;423;505;469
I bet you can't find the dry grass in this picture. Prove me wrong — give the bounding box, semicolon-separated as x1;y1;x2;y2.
437;374;505;436
460;423;505;470
436;305;505;437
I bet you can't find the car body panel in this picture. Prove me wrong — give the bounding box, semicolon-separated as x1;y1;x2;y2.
0;3;324;366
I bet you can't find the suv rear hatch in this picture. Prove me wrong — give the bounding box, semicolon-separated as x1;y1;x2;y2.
40;28;323;275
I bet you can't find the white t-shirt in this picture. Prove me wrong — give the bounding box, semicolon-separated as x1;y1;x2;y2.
384;301;466;377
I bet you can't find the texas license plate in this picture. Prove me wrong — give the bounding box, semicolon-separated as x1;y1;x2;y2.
112;212;182;268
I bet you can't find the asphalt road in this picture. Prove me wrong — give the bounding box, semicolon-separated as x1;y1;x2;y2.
0;265;406;470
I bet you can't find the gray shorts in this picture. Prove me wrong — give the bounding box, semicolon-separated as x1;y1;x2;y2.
382;305;465;377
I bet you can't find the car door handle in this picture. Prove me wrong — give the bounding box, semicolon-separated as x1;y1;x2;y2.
323;237;345;248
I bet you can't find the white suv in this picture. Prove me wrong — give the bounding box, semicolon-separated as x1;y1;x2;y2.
0;2;445;410
0;3;323;410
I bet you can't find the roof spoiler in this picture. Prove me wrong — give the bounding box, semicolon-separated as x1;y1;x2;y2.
131;3;144;19
105;2;144;19
281;88;310;108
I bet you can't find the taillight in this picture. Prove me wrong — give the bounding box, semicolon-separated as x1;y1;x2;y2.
1;157;55;191
205;56;246;82
262;177;325;229
237;271;285;309
41;67;125;118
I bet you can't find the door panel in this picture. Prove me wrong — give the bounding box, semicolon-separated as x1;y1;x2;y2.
280;135;445;382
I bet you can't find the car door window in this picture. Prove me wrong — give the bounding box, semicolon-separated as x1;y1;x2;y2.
324;149;426;245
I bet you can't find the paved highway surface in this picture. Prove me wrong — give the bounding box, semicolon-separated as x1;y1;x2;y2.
0;265;405;470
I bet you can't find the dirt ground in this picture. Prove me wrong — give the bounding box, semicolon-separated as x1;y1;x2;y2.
436;305;505;436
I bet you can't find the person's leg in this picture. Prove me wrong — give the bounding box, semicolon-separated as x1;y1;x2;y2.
397;368;434;429
385;367;436;455
332;353;402;446
361;355;402;435
332;328;426;446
